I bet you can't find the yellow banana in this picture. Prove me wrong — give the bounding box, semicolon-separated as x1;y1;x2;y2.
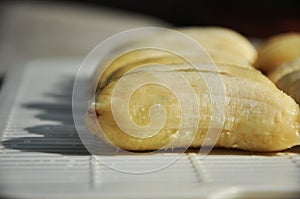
87;63;300;152
255;33;300;74
256;33;300;104
268;58;300;104
95;27;256;89
87;27;300;152
178;27;257;65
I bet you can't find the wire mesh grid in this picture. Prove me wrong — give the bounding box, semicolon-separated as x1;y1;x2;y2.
0;59;299;199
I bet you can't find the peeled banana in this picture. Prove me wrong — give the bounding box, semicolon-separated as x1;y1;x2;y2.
178;27;257;65
87;27;300;152
256;33;300;104
269;58;300;104
255;33;300;74
95;27;256;89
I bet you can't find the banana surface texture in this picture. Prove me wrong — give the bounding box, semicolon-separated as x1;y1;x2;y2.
87;27;300;152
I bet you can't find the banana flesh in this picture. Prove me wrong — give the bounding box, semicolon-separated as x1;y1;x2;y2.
256;33;300;104
269;58;300;104
87;27;300;152
178;27;257;65
255;33;300;74
95;27;256;89
88;64;300;152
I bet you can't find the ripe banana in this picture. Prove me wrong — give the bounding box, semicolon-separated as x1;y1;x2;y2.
95;27;256;89
87;64;300;152
255;33;300;74
87;27;300;152
178;27;257;65
256;33;300;104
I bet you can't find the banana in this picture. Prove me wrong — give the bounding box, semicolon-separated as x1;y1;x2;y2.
268;58;300;104
87;63;300;152
87;27;300;152
95;27;256;89
178;27;257;65
256;33;300;104
255;33;300;74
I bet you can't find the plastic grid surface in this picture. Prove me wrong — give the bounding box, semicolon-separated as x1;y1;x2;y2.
0;59;299;199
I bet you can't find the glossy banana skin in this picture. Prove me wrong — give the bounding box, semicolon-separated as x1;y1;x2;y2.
88;64;300;152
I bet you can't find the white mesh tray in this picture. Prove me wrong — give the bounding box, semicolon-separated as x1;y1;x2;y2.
0;59;299;199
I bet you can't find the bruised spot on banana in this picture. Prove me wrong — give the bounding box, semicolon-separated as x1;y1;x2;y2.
87;27;300;152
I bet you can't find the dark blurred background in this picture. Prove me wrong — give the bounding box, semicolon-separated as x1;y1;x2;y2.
0;0;299;77
58;0;300;37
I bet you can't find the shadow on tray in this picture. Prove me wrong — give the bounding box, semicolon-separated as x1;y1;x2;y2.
1;77;90;155
2;76;300;156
